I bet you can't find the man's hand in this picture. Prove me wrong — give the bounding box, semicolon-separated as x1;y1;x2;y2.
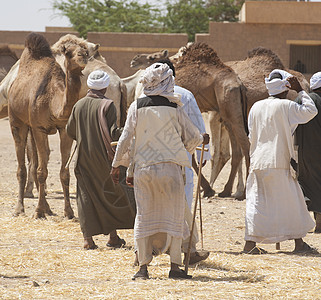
202;133;210;145
126;177;134;187
287;76;303;93
110;167;120;184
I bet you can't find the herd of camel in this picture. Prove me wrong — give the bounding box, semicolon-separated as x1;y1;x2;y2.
0;32;310;219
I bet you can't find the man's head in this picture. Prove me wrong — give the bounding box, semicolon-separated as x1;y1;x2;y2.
265;69;292;98
157;59;176;77
310;72;321;92
87;70;110;92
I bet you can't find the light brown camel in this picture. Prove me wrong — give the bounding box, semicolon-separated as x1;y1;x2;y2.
8;32;88;218
52;34;128;127
1;34;127;199
129;43;250;198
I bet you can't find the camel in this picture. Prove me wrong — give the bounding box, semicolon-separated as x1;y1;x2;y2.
129;43;250;198
52;34;127;127
1;34;127;199
208;47;310;196
8;32;89;218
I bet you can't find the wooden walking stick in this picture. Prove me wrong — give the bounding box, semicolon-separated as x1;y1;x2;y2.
185;143;206;274
65;143;77;170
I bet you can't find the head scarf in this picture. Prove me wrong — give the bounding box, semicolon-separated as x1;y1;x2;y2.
265;69;292;96
87;70;110;90
139;63;182;106
310;72;321;90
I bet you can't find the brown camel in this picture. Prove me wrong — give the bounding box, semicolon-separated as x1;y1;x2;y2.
129;48;216;198
208;47;310;196
174;43;250;198
8;32;88;218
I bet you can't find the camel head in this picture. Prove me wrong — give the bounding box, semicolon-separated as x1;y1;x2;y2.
61;43;89;72
169;42;193;63
130;49;168;69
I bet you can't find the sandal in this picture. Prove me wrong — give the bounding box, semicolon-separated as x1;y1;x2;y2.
169;269;192;279
293;242;318;254
106;237;126;248
242;246;267;255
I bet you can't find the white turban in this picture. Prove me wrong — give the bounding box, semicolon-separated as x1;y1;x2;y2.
139;63;182;106
87;70;110;90
310;72;321;90
265;69;292;96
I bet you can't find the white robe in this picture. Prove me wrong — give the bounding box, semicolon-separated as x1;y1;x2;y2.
245;91;317;243
112;97;203;265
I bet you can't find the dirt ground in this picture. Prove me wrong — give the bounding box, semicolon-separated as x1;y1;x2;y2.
0;116;321;299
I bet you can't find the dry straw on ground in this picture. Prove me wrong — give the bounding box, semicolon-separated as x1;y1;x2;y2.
0;117;321;299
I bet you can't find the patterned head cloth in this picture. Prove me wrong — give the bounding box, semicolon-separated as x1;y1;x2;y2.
139;63;182;106
87;70;110;90
310;72;321;90
265;69;292;96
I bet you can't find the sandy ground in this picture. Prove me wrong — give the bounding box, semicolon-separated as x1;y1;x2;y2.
0;116;321;299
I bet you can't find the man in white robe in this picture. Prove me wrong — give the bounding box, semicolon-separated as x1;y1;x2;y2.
158;59;211;265
244;69;318;254
111;63;209;279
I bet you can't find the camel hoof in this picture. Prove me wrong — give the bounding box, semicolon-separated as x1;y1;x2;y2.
233;192;245;201
203;188;215;198
218;190;232;198
13;210;25;217
65;211;75;219
33;211;47;219
24;191;35;198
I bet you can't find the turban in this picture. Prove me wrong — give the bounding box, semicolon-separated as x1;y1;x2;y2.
265;69;292;96
139;63;182;106
87;70;110;90
310;72;321;90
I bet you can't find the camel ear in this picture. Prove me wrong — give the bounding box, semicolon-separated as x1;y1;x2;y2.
161;50;169;58
94;44;100;51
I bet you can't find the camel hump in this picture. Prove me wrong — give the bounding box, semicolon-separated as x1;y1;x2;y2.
179;42;224;67
247;47;284;69
25;32;52;59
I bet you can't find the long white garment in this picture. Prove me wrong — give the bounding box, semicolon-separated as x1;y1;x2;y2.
175;85;211;208
245;91;317;243
112;96;203;265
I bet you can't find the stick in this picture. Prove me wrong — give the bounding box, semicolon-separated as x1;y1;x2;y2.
185;143;205;274
198;188;204;250
65;144;77;170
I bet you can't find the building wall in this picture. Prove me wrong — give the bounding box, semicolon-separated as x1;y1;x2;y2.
239;1;321;24
196;22;321;70
0;30;188;78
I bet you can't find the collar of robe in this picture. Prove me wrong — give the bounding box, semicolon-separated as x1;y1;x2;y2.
87;89;107;99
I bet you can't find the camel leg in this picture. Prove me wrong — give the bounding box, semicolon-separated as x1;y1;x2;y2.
232;159;245;199
218;124;243;199
58;128;74;219
24;131;37;198
10;123;29;216
209;118;231;186
191;154;215;198
32;129;52;219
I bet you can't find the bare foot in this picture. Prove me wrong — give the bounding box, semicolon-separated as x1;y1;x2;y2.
83;237;98;250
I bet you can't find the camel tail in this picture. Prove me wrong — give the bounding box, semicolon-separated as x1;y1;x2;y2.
25;32;52;60
240;85;249;135
119;81;128;127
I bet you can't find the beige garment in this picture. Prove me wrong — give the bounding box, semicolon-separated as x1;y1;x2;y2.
134;162;186;266
137;233;182;266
